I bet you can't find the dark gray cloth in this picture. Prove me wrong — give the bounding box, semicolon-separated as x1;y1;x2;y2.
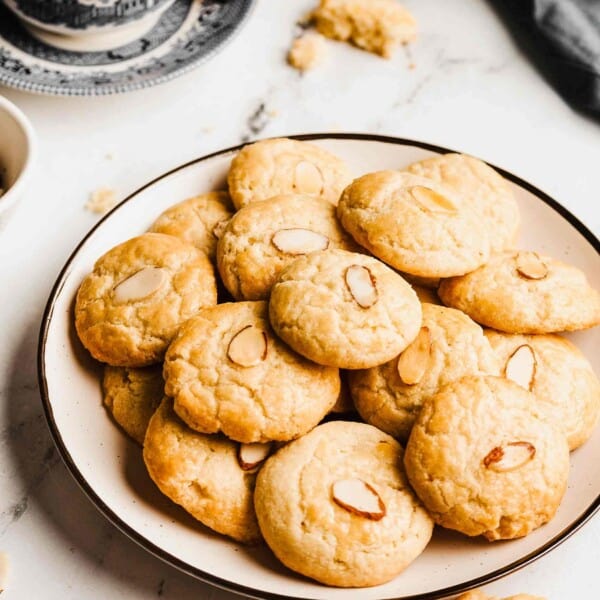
490;0;600;117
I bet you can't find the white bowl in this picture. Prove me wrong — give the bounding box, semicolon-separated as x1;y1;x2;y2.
39;135;600;599
0;94;36;226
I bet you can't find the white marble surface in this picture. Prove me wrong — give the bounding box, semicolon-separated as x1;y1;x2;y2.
1;0;599;598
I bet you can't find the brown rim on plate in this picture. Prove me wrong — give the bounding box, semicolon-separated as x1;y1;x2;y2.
37;133;600;600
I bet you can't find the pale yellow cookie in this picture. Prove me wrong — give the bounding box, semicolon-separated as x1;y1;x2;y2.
485;330;600;450
254;421;433;587
217;194;357;300
404;375;569;540
457;590;545;600
407;153;520;252
351;304;500;440
337;171;491;277
438;250;600;333
164;301;339;443
148;191;234;261
143;398;262;544
102;365;163;444
227;138;351;209
269;249;422;369
312;0;417;58
75;233;217;367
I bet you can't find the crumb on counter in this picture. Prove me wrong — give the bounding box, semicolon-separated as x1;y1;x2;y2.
0;552;9;593
312;0;417;59
288;32;328;71
85;187;118;215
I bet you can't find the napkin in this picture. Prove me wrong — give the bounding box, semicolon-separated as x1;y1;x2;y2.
491;0;600;117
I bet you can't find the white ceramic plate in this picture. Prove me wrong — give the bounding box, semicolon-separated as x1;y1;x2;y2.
38;134;600;600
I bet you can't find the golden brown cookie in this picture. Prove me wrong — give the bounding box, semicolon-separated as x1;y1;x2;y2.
485;330;600;450
217;194;357;300
438;250;600;333
404;375;569;540
143;398;262;544
337;171;491;277
148;191;234;261
457;590;545;600
254;421;433;587
407;153;520;251
312;0;417;58
351;304;500;440
102;365;163;444
163;301;339;443
75;233;217;367
269;249;422;369
227;138;351;209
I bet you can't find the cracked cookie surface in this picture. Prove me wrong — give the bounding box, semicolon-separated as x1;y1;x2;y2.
103;364;163;444
269;249;422;369
143;398;261;544
164;301;339;443
485;330;600;451
217;194;357;300
227;137;351;209
404;375;569;540
438;250;600;333
254;420;433;587
148;191;234;261
407;153;520;252
337;171;491;277
75;233;217;367
351;304;500;441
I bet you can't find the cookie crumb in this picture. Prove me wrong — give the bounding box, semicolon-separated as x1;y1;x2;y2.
105;152;114;160
86;187;118;215
0;552;9;594
312;0;417;59
288;32;328;71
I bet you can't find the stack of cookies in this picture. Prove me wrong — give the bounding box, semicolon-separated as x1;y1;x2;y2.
74;137;600;589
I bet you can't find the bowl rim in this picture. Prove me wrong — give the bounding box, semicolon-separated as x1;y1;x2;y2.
37;133;600;600
0;94;37;217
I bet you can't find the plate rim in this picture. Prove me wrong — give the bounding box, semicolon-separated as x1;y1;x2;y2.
0;0;256;97
37;133;600;600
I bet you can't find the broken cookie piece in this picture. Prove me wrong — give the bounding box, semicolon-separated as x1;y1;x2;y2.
312;0;417;58
288;32;328;71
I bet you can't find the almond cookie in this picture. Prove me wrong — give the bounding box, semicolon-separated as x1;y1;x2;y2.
350;304;500;441
458;590;545;600
103;365;163;444
75;233;217;367
337;171;491;278
404;375;569;540
269;249;422;369
485;330;600;451
438;250;600;333
254;421;433;587
143;398;263;544
312;0;417;59
164;301;339;443
148;191;234;261
227;138;351;209
407;153;520;251
217;194;357;300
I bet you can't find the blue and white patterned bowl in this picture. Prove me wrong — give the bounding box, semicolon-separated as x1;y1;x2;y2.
0;0;255;95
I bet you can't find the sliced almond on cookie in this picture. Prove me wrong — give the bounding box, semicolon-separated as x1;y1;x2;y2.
227;325;268;367
409;186;457;214
504;344;536;390
483;441;536;472
515;252;548;280
212;218;230;239
397;327;431;385
294;160;324;194
113;267;168;303
238;442;273;471
272;228;330;255
332;478;386;520
345;265;378;308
